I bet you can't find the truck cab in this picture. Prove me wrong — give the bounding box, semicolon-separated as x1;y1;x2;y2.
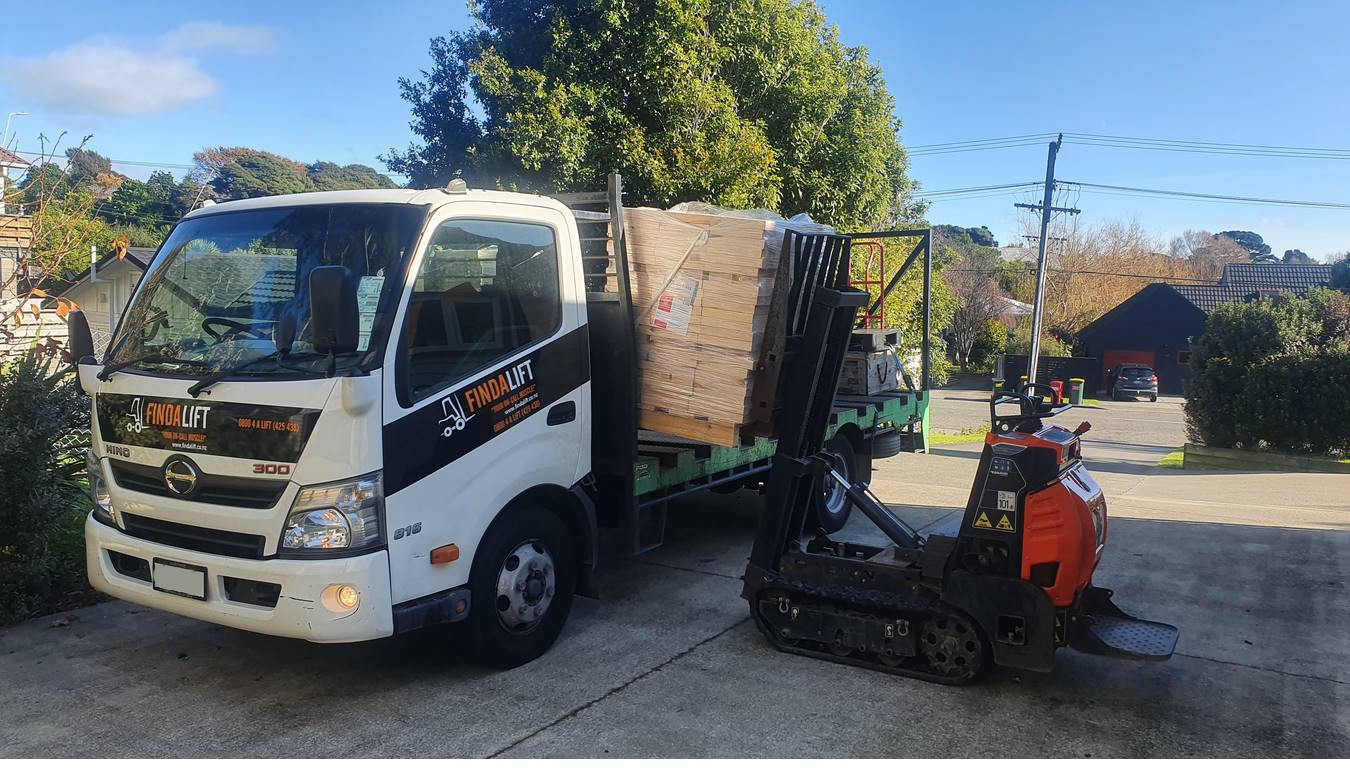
79;178;931;667
83;185;600;665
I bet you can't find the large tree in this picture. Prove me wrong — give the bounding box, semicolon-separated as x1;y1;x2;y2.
192;148;397;201
385;0;919;229
1167;229;1249;279
1217;230;1275;262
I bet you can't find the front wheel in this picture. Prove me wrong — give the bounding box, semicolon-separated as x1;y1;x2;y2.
1150;394;1158;402
459;505;576;668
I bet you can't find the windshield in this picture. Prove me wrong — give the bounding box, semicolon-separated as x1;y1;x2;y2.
109;203;426;376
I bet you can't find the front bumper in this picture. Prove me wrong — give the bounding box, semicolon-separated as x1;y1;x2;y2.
86;514;394;643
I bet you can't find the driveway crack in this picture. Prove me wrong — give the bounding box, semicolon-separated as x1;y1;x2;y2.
1175;651;1348;686
487;617;751;757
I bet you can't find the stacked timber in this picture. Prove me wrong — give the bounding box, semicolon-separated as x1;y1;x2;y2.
621;206;829;445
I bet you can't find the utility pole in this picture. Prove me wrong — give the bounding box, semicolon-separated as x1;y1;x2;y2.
1015;133;1080;386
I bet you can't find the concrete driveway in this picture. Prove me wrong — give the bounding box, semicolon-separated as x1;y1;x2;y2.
2;395;1347;757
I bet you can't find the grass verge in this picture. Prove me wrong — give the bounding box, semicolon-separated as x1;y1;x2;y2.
929;424;992;446
1156;448;1185;469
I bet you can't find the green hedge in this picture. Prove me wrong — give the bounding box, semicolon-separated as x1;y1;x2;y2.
1185;288;1350;456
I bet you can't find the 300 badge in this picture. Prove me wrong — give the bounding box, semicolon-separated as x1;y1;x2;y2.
252;463;292;476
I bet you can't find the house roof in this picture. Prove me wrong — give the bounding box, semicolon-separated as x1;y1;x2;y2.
1167;283;1246;315
61;246;155;293
1080;261;1336;335
1219;262;1332;291
0;148;29;168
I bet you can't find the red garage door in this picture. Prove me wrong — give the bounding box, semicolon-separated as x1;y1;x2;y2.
1102;349;1155;385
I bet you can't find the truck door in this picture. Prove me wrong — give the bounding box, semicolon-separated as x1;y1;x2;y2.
381;202;589;605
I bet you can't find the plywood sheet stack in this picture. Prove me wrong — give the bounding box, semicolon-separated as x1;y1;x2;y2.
621;207;824;445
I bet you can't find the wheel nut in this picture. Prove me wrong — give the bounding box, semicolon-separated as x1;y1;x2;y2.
546;587;555;597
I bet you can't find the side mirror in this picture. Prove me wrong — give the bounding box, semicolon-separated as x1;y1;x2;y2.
67;309;96;365
273;313;297;357
309;266;359;355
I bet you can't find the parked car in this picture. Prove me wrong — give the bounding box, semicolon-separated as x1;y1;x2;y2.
1108;363;1158;402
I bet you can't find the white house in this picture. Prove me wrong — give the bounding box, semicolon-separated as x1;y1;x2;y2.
61;246;152;350
0;148;30;216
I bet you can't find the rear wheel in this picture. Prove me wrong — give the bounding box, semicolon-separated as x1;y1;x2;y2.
459;505;576;668
813;435;857;534
1150;394;1158;402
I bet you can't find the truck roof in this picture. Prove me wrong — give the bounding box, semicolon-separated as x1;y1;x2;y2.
186;186;567;218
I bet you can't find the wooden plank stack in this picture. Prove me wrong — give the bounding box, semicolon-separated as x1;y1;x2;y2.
621;207;825;445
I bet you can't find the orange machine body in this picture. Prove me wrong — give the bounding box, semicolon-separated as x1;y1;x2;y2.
983;425;1107;608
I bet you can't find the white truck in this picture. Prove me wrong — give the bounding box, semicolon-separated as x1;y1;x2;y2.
73;176;931;667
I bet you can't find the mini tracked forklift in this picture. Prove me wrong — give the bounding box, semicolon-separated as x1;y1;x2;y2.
742;231;1178;684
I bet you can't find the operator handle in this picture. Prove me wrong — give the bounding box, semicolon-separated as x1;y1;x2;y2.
990;383;1069;433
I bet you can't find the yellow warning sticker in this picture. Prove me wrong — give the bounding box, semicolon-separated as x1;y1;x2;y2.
974;511;992;529
995;513;1016;532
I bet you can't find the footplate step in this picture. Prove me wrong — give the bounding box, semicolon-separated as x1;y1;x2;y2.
1074;614;1178;661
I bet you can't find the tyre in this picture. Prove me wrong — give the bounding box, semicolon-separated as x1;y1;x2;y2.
460;504;576;669
870;428;906;459
813;434;858;534
1150;394;1158;402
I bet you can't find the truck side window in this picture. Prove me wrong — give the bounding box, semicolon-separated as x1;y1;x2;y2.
402;219;561;402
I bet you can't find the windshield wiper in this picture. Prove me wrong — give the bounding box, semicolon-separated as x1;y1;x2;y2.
97;354;208;382
186;351;324;398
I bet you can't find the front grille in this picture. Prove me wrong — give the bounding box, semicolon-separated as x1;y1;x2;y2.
121;513;268;560
109;460;288;510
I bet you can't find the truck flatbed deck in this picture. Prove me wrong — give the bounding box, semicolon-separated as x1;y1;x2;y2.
634;389;928;501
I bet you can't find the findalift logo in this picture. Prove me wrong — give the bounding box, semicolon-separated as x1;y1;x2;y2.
129;397;211;432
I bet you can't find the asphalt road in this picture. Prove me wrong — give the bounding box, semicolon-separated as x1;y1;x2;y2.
2;394;1347;758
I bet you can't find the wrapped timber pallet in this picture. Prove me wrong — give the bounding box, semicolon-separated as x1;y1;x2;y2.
622;206;831;445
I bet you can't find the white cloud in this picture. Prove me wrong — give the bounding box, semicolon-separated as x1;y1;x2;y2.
4;43;216;116
159;21;278;56
0;21;276;117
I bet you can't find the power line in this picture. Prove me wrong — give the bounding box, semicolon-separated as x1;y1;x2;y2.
17;150;195;170
1063;180;1350;210
907;133;1058;152
1064;132;1350;159
945;267;1218;284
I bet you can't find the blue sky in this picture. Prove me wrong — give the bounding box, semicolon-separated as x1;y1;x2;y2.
1;1;1346;258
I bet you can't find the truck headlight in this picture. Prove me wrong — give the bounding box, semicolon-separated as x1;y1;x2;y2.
280;472;383;556
86;449;116;527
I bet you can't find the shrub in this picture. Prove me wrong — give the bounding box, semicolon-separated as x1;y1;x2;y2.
1007;321;1071;357
1185;288;1350;456
969;319;1007;373
0;345;93;624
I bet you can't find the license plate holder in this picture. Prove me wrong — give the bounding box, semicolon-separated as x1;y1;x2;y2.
152;558;207;601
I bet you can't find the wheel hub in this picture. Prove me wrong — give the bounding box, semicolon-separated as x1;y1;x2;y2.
495;540;556;632
820;449;850;515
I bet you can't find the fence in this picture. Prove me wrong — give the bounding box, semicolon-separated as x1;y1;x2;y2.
999;354;1102;395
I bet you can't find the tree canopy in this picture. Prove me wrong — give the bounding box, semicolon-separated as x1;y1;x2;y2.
936;224;997;247
1217;230;1275;262
193;147;397;201
385;0;919;230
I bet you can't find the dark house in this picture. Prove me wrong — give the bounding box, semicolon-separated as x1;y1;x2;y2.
1078;263;1332;394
